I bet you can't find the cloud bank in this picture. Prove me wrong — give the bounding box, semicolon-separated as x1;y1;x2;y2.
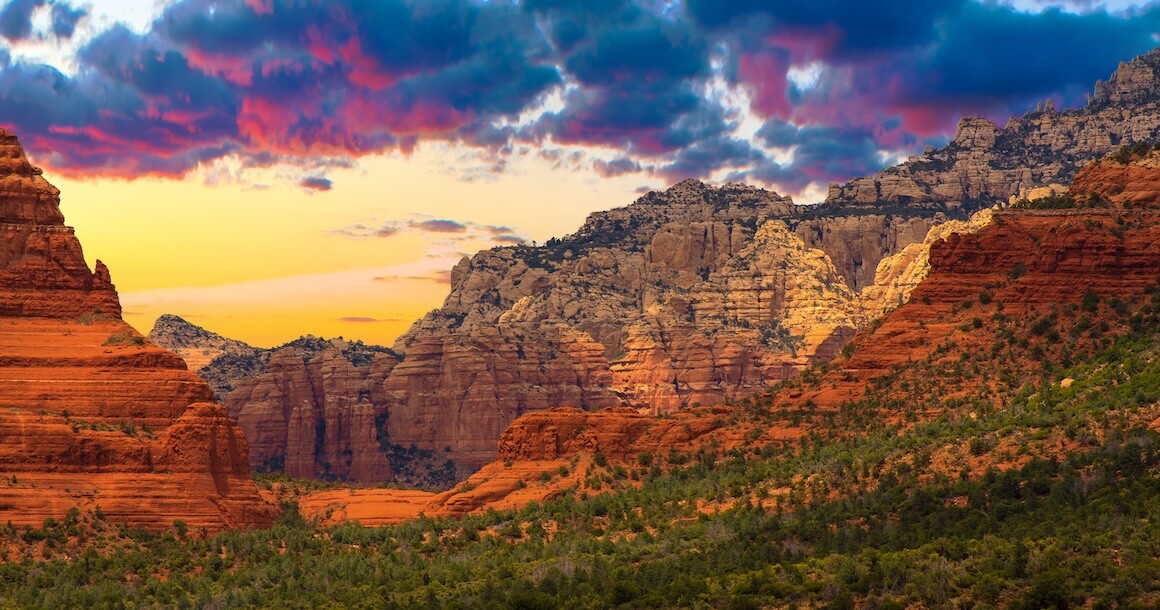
0;0;1157;196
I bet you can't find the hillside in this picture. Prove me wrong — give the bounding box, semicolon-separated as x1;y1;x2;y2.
2;153;1157;609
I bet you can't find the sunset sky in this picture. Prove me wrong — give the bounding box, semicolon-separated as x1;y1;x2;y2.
0;0;1157;347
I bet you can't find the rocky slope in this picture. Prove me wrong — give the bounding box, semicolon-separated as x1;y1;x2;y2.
0;129;274;531
216;48;1160;480
147;314;257;373
302;157;1160;522
1069;146;1160;208
826;48;1160;215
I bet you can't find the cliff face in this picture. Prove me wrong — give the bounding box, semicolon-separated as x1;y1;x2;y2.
223;340;400;483
386;181;883;469
214;50;1160;482
147;318;408;485
0;130;273;531
827;49;1160;213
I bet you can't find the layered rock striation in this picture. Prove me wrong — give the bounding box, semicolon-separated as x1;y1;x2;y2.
0;129;273;531
223;339;401;484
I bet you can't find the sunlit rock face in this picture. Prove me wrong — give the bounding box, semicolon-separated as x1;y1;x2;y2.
0;129;274;531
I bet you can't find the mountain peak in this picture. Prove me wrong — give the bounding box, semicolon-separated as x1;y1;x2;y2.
0;128;64;226
826;45;1160;213
148;314;256;372
1092;46;1160;106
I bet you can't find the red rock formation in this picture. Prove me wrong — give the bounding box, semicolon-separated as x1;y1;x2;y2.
1069;150;1160;209
224;343;398;483
0;129;273;531
342;206;1157;520
383;327;619;471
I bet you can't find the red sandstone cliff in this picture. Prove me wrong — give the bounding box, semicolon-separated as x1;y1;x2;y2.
224;340;399;483
0;129;273;531
328;188;1159;521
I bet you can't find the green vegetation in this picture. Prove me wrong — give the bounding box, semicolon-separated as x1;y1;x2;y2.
3;281;1159;609
1110;140;1160;164
101;333;144;347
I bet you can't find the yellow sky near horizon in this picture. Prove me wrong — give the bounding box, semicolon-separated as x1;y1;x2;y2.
55;145;657;348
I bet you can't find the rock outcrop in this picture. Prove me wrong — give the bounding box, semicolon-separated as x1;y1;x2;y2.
0;129;273;531
1069;147;1160;208
147;314;257;374
223;339;401;483
147;319;408;485
827;48;1160;213
386;181;881;469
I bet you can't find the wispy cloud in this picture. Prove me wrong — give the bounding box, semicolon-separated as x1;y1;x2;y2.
373;269;452;285
332;215;526;246
337;316;381;323
300;176;333;191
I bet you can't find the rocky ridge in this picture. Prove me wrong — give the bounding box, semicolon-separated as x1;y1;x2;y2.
826;48;1160;214
299;157;1160;522
147;314;257;374
219;48;1160;480
0;129;273;531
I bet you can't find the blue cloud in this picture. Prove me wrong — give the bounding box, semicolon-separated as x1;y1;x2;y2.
300;176;333;191
0;0;42;41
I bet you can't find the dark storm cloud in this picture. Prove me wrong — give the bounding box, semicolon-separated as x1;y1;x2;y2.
0;0;42;41
0;0;1154;197
685;0;968;55
49;2;84;38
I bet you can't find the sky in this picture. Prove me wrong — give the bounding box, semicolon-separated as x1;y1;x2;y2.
0;0;1157;347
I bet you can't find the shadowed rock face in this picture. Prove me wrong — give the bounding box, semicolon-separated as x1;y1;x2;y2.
0;129;274;531
223;341;401;484
147;319;408;486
